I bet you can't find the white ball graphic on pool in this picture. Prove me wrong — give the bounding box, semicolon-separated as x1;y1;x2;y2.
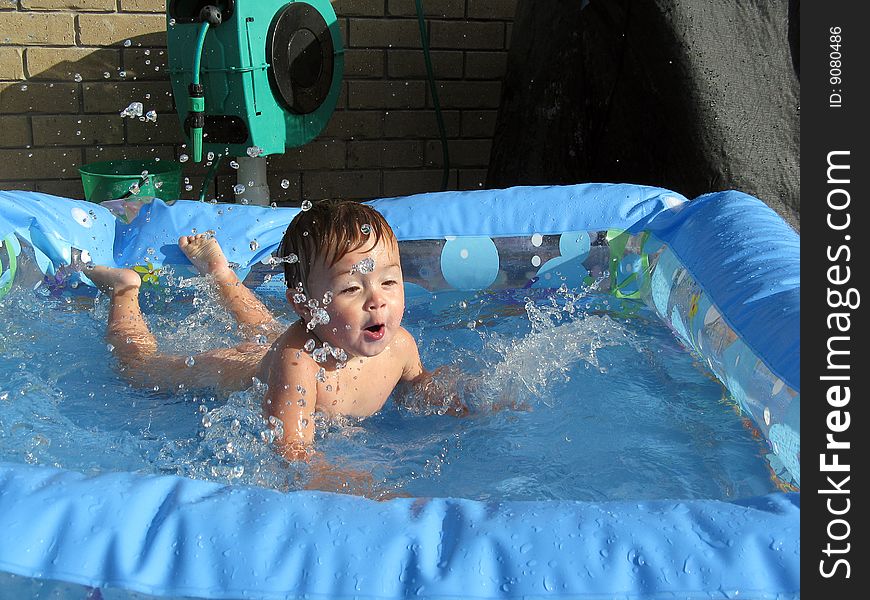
440;237;499;290
71;206;93;228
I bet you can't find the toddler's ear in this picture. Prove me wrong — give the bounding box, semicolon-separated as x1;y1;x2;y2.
286;288;309;319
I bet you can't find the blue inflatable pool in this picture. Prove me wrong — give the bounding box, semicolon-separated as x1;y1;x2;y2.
0;184;799;599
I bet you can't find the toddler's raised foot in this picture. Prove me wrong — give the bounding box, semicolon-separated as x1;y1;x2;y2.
178;233;231;277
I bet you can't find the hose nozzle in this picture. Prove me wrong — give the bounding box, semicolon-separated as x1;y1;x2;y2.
188;83;205;163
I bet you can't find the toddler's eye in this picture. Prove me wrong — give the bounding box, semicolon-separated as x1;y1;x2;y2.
383;280;398;286
341;285;360;294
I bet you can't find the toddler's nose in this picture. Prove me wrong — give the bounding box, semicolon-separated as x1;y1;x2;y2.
366;289;387;310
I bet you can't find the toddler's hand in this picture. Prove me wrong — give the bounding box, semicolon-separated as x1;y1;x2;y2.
305;459;375;496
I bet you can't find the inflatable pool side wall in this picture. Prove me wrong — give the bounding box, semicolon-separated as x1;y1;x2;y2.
642;191;800;488
0;186;799;599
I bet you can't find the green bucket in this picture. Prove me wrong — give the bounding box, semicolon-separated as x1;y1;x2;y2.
79;159;183;202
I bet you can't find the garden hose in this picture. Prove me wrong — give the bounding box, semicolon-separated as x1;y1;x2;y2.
415;0;450;191
188;20;210;163
198;153;224;202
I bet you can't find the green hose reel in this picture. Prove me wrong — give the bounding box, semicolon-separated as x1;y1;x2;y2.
167;0;343;163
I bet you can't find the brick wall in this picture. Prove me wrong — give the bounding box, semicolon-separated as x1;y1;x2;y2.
0;0;515;204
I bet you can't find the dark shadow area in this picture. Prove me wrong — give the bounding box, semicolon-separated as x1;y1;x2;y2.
488;0;800;231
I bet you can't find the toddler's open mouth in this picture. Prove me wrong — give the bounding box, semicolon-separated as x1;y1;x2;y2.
363;323;385;341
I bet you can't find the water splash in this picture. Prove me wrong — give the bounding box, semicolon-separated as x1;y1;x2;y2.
350;257;375;275
472;287;631;407
120;102;143;118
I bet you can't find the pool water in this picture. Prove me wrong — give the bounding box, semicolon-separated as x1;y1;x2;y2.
0;278;780;502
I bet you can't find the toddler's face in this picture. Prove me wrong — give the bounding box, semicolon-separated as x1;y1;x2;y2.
295;237;405;359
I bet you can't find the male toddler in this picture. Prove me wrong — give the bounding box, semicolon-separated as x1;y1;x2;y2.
89;199;462;471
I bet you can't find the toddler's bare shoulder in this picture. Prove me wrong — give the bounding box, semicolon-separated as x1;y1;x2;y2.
394;326;419;347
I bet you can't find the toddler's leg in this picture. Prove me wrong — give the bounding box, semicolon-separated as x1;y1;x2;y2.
88;265;259;392
178;234;278;337
87;266;158;366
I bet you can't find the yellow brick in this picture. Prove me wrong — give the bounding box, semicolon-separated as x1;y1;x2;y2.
32;115;125;146
0;82;80;114
36;178;86;201
0;13;75;45
0;148;82;180
0;181;38;193
85;145;176;164
82;81;175;113
120;0;166;12
126;116;185;144
121;47;169;80
77;13;167;47
0;116;31;147
0;47;25;80
21;0;115;10
25;47;122;81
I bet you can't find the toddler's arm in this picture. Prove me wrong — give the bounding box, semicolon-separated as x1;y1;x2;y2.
263;347;318;461
263;345;387;497
398;331;469;416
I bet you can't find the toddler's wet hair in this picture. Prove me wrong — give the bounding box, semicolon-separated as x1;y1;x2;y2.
278;199;395;291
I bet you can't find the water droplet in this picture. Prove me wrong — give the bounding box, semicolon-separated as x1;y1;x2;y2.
304;339;316;352
74;73;83;82
246;146;263;158
233;184;246;195
229;160;240;169
281;179;290;189
185;356;195;367
349;257;375;274
312;346;329;363
360;223;372;235
249;239;259;251
301;200;312;211
120;101;144;118
123;39;132;47
179;153;189;163
310;308;330;326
